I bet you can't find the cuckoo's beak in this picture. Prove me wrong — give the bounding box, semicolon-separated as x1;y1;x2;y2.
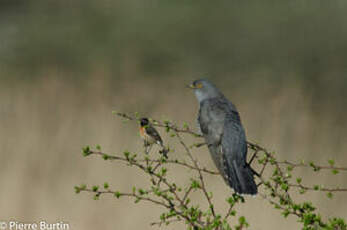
186;83;196;89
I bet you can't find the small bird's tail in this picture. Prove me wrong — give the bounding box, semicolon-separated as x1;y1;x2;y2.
227;160;257;195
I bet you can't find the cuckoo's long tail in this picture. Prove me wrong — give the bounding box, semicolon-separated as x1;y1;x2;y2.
227;160;258;195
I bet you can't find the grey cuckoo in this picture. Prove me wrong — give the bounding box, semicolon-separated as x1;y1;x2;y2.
188;79;257;195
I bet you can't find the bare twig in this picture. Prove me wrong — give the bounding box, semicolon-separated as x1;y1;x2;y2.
80;188;172;209
289;184;347;192
278;160;347;172
174;131;216;218
90;151;219;175
115;112;203;137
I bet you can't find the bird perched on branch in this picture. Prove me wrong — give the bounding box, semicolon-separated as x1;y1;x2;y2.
139;117;168;158
188;79;257;195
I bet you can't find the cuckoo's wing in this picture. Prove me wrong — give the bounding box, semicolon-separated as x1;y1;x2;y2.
221;113;257;195
198;98;228;144
198;98;228;176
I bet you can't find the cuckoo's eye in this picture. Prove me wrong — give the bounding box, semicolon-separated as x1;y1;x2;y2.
188;81;204;89
195;82;203;89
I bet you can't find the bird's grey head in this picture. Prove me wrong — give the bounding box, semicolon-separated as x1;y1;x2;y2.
188;79;223;102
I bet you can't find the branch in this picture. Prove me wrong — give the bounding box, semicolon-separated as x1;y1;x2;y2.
278;160;347;172
76;111;347;230
88;150;219;175
289;184;347;192
116;111;346;175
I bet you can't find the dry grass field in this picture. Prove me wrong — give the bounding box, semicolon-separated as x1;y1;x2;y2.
0;74;346;229
1;1;347;229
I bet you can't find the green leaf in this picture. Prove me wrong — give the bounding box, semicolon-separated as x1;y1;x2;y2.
302;202;316;212
332;169;339;175
123;151;130;158
185;198;190;205
114;191;121;198
96;144;101;151
326;192;333;199
328;159;335;166
138;188;146;195
269;158;276;165
92;186;99;192
103;182;109;189
309;161;320;171
327;217;346;228
160;213;166;221
282;209;290;218
258;158;265;164
281;183;289;192
299;189;306;194
130;153;137;161
238;216;248;226
74;186;81;194
208;192;213;199
161;167;167;176
191;180;200;189
227;197;235;205
82;146;91;156
146;166;153;173
292;204;300;211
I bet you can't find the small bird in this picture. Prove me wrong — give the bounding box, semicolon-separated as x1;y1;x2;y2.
188;79;257;195
139;117;168;158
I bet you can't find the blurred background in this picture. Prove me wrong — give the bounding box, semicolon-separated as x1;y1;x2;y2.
1;0;347;229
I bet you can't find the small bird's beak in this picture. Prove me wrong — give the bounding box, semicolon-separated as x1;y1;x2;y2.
186;83;195;89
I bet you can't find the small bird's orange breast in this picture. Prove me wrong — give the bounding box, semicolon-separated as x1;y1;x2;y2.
140;126;156;144
139;126;146;138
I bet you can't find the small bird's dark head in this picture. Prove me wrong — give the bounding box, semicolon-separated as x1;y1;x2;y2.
188;79;223;102
140;117;149;127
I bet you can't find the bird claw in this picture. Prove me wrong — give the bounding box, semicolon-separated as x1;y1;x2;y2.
159;149;168;159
